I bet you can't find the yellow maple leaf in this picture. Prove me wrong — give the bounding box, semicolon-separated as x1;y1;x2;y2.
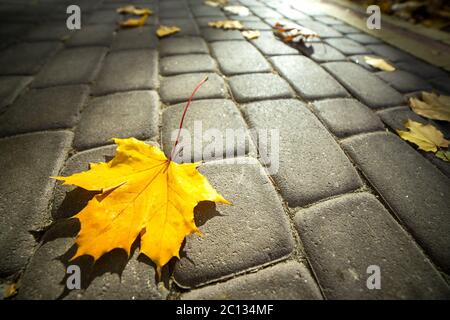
208;20;244;30
363;56;395;71
396;119;449;152
156;25;181;38
116;5;152;16
118;15;148;28
53;138;230;276
241;30;260;40
409;92;450;122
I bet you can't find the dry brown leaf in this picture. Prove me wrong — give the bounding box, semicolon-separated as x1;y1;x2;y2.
364;56;396;71
156;25;181;38
208;20;244;30
242;30;260;40
116;5;152;16
223;5;250;16
119;15;148;28
396;119;449;152
273;21;319;43
409;92;450;122
3;283;17;299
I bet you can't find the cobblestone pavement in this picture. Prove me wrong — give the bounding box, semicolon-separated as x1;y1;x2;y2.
0;0;449;300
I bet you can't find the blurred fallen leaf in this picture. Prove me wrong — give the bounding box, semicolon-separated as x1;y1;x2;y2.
273;22;320;43
396;119;449;152
436;150;450;162
156;25;181;38
3;283;18;299
223;5;250;16
204;0;228;7
364;56;396;71
242;30;260;40
119;15;148;28
116;5;152;16
208;20;244;30
409;92;450;122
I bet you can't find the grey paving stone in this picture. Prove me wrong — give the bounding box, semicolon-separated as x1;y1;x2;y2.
428;76;450;94
314;16;344;25
396;59;447;80
159;36;209;56
270;56;349;100
162;99;252;162
92;49;158;96
0;41;62;75
323;62;405;108
160;54;216;76
74;91;159;150
25;23;74;41
341;132;450;273
241;20;272;30
18;226;166;299
86;10;120;24
243;99;362;207
111;26;158;50
229;73;293;102
293;20;342;38
160;73;227;104
311;98;385;138
333;24;361;34
325;38;371;55
160;18;200;36
0;76;33;111
0;131;73;276
251;7;283;19
376;70;432;93
66;24;115;47
210;41;271;75
201;28;244;41
32;47;107;88
191;5;225;17
366;44;415;62
250;31;298;56
182;261;322;299
173;158;294;288
295;192;450;299
276;7;312;20
347;33;382;44
376;105;427;131
0;85;89;137
297;42;346;63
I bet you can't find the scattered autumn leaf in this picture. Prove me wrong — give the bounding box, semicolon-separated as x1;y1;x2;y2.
3;283;17;299
119;15;148;28
223;5;250;16
53;138;230;277
242;30;260;40
156;25;181;38
409;92;450;122
208;20;244;30
273;22;320;43
204;0;228;7
436;150;450;162
396;119;449;152
116;5;152;16
364;56;396;71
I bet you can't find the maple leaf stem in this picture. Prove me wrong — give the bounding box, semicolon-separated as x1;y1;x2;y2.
169;76;209;161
